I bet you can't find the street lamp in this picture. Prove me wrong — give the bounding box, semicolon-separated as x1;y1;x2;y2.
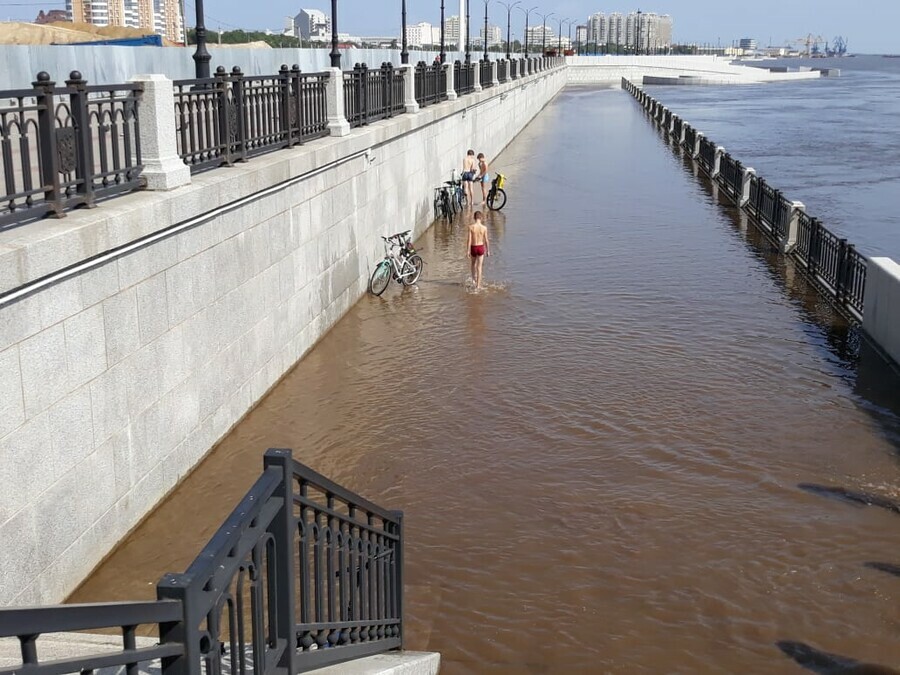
565;18;573;54
499;1;520;60
192;0;211;78
465;0;471;62
329;0;340;68
482;0;490;61
635;8;641;56
401;0;409;64
515;5;537;57
537;11;553;56
554;17;568;54
440;0;446;63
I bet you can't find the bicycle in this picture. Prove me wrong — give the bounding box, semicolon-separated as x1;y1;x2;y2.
433;185;455;220
486;173;507;211
448;177;466;211
369;231;424;296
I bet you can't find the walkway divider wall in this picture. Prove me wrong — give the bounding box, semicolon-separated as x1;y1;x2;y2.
621;78;900;367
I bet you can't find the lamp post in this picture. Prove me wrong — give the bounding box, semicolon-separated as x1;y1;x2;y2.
566;18;573;54
401;0;409;64
465;0;471;62
554;17;568;54
329;0;340;68
537;11;553;56
499;1;520;60
516;5;537;57
440;0;446;63
483;0;490;61
192;0;211;78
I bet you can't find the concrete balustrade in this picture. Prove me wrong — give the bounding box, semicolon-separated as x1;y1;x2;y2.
0;60;568;606
863;259;900;366
740;168;756;207
712;146;725;179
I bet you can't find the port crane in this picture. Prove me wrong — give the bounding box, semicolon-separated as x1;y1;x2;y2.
792;34;825;57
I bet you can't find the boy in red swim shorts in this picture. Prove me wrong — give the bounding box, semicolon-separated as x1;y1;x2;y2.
466;211;490;290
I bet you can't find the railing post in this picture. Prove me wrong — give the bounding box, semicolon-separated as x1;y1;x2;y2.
473;58;482;92
391;510;404;649
290;65;305;144
64;70;96;208
32;72;64;218
401;64;419;113
835;239;849;301
692;132;703;160
491;59;500;87
279;64;296;147
740;167;755;207
381;62;393;118
157;576;200;675
712;146;725;179
128;74;190;190
808;217;821;276
357;63;369;125
264;449;298;675
230;67;248;163
325;68;350;136
445;62;458;101
783;200;805;253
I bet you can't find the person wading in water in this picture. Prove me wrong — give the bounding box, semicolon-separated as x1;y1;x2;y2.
466;211;490;290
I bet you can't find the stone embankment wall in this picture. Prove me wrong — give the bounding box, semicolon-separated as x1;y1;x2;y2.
0;65;567;605
566;55;824;86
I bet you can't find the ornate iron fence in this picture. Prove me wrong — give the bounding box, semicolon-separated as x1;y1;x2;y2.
454;60;475;96
682;124;696;152
343;63;406;129
718;153;744;201
414;61;447;106
0;71;142;228
174;65;329;173
748;176;790;239
0;450;404;675
509;59;519;80
497;59;509;84
795;213;867;316
697;136;716;173
480;59;494;88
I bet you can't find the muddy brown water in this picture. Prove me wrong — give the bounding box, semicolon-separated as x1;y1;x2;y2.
72;88;900;673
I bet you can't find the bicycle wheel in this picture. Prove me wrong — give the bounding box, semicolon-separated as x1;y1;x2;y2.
401;254;424;285
458;187;468;207
433;194;442;220
487;187;507;211
369;260;392;296
441;192;453;219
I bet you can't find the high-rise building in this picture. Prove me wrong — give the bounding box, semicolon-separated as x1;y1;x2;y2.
583;10;672;50
293;8;330;42
405;21;440;48
65;0;183;43
739;38;757;51
480;24;501;47
445;15;460;44
525;24;555;51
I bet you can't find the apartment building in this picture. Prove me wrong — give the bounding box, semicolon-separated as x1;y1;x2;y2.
65;0;184;43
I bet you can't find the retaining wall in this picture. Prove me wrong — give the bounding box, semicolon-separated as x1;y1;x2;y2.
862;258;900;366
0;64;567;605
566;55;824;86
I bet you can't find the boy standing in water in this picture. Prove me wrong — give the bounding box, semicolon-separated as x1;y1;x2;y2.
475;153;490;205
466;211;490;290
462;149;478;205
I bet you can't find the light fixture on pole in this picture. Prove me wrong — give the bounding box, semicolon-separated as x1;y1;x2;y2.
537;11;553;56
499;1;520;60
192;0;211;78
330;0;340;68
465;0;471;62
483;0;490;61
554;16;568;54
401;0;409;64
515;5;537;57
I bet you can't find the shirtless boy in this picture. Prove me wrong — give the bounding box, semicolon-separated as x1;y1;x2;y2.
475;153;490;204
462;149;478;204
466;211;490;290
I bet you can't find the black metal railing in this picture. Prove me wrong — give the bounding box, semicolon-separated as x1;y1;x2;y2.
509;59;519;80
414;61;448;107
719;152;744;201
343;63;406;129
698;136;716;173
174;65;329;173
1;71;142;228
454;60;475;96
0;450;404;675
622;78;869;321
497;59;509;84
480;59;494;88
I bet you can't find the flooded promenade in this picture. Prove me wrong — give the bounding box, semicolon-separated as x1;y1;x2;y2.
72;88;900;672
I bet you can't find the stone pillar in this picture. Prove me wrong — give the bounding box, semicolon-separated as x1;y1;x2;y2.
783;201;805;253
862;257;900;366
129;75;191;190
325;67;350;136
740;167;755;207
692;132;703;159
473;61;482;92
401;65;419;114
446;63;458;101
712;146;726;178
491;60;500;87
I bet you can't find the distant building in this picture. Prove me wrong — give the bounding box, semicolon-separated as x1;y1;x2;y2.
586;10;672;50
481;24;501;47
405;21;440;47
525;24;555;50
293;8;330;42
65;0;183;43
575;24;587;49
739;38;757;51
445;15;460;44
35;9;68;24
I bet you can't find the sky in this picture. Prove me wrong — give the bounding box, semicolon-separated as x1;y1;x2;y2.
2;0;898;52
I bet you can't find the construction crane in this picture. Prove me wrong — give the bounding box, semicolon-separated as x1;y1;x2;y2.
791;34;825;57
827;36;848;57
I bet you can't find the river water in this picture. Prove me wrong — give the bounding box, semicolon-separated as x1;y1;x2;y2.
646;55;900;259
72;87;900;672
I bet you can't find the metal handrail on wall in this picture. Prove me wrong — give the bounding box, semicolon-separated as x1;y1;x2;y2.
622;77;868;321
0;71;143;228
0;450;404;675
